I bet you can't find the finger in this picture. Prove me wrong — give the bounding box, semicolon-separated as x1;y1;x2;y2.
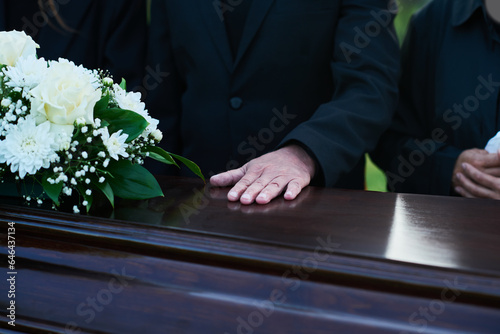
286;186;311;208
454;186;475;198
210;167;246;187
462;163;500;191
255;177;287;205
227;168;265;203
455;171;494;199
476;151;500;168
239;172;279;205
284;179;305;201
483;166;500;177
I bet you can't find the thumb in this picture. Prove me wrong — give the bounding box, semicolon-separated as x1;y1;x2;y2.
210;166;247;187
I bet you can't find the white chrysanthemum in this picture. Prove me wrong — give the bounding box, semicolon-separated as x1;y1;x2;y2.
101;128;129;160
143;116;159;138
3;55;48;89
112;84;159;138
0;117;59;179
113;84;146;115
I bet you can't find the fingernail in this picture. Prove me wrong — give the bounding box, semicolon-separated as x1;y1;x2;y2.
285;191;293;199
228;191;238;200
456;173;462;179
257;193;268;202
462;163;467;170
241;194;251;202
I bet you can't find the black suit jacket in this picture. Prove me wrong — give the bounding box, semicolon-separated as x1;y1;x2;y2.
0;0;147;89
148;0;399;189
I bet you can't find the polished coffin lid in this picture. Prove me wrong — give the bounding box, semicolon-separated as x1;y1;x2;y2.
1;176;499;333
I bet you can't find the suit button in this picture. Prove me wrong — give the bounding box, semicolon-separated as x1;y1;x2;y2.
229;97;243;110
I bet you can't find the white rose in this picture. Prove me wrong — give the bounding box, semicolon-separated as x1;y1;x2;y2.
0;30;39;66
30;58;102;138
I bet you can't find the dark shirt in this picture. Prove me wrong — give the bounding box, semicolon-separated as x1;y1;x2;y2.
223;0;252;58
372;0;500;195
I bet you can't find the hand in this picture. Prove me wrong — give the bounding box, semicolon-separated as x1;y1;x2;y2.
453;148;500;199
210;145;316;205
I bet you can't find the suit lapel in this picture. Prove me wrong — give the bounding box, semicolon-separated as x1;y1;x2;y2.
197;0;233;73
233;0;274;69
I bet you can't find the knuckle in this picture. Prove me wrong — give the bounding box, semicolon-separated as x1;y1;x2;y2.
238;178;253;187
252;180;266;187
268;181;281;189
288;180;302;189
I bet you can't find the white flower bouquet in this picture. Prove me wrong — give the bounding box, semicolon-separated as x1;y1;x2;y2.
0;30;203;213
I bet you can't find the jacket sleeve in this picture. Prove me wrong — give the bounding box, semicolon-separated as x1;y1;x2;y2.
371;11;462;195
280;0;400;187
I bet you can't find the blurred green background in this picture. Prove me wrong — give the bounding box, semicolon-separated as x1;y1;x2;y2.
365;0;430;192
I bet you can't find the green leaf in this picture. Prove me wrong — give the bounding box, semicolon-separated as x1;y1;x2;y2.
142;146;178;166
107;160;164;200
170;153;205;182
85;194;93;213
94;108;148;142
119;78;127;90
94;93;110;113
42;179;63;206
94;181;115;208
100;119;110;128
141;147;205;182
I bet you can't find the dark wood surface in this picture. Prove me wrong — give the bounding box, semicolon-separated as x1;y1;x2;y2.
1;176;499;333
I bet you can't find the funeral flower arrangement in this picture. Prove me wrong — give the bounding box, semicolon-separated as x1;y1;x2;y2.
0;30;203;213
